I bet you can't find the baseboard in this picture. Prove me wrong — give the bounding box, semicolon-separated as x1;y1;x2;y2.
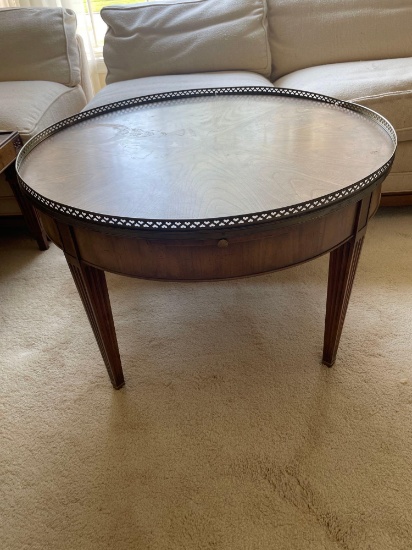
380;192;412;207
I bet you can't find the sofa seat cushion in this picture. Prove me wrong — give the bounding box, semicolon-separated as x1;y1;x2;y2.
273;57;412;142
384;141;412;193
377;140;412;193
275;58;412;195
85;71;273;110
101;0;271;84
0;81;87;143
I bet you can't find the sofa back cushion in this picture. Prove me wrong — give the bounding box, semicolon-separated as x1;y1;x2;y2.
267;0;412;79
0;7;80;86
101;0;271;85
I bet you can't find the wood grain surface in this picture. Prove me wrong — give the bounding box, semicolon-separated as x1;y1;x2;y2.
18;95;394;221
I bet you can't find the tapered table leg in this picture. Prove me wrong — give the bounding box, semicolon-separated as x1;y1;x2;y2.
6;165;49;250
322;234;365;367
65;255;125;389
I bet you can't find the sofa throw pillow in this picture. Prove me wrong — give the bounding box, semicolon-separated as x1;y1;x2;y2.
266;0;412;80
0;7;80;87
101;0;271;85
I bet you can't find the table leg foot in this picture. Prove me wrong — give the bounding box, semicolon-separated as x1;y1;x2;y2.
66;257;125;389
322;235;364;367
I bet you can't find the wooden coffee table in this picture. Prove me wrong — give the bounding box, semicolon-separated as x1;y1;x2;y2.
16;88;396;388
0;131;48;250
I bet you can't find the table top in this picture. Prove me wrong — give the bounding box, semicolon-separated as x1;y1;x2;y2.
0;130;15;140
16;88;396;231
1;131;20;174
0;131;18;149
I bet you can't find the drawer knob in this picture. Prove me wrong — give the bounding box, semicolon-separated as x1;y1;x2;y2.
217;239;229;248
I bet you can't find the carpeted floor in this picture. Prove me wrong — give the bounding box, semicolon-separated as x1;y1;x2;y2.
1;207;412;550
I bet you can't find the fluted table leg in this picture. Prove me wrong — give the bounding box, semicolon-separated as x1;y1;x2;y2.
65;255;125;389
322;233;365;367
322;191;375;367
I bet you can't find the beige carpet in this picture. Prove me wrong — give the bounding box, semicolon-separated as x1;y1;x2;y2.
1;207;412;550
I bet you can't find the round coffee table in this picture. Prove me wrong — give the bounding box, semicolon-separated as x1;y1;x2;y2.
16;88;396;389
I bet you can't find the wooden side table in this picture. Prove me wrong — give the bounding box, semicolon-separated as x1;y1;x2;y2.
0;131;48;250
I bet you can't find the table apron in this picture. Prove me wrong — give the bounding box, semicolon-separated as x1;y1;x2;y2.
38;186;380;281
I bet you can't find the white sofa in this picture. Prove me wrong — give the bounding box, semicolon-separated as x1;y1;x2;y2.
86;0;412;205
0;7;93;217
